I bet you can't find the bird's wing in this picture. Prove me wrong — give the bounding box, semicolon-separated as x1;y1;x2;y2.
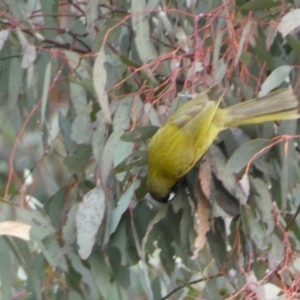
169;91;212;128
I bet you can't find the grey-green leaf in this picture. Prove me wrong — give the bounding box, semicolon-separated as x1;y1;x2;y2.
225;139;273;175
110;183;134;234
76;187;106;259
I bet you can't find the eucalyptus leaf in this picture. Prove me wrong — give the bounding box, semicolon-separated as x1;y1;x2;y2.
101;130;123;183
121;126;159;142
71;111;93;144
278;9;300;38
259;66;293;97
64;145;93;174
107;247;130;288
113;96;133;132
68;251;100;300
225;139;273;175
76;187;106;259
268;234;284;269
41;60;52;125
0;238;12;300
6;238;42;300
36;233;68;271
59;112;77;154
110;183;134;234
250;177;275;235
0;29;9;50
113;139;134;181
70;82;88;114
239;0;281;12
92;119;108;165
114;150;147;174
89;253;114;299
63;203;79;247
93;47;112;123
131;0;157;63
243;206;269;251
8;56;23;111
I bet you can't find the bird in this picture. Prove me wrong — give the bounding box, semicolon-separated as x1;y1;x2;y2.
146;88;300;202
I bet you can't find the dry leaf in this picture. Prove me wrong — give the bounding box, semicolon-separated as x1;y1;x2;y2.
0;221;31;241
191;155;212;259
192;194;211;259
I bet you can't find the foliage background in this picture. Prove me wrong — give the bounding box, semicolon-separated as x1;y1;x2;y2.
1;0;300;299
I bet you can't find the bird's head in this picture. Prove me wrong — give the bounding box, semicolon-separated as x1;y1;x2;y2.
146;172;183;203
149;190;176;203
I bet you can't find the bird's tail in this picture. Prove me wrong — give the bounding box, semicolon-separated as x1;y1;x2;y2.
224;89;300;128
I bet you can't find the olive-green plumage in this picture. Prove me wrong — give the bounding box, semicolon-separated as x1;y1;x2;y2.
147;88;299;202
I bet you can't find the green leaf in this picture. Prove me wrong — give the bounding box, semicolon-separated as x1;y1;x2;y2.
92;117;108;165
113;96;133;132
114;150;147;174
36;233;68;271
215;58;227;83
110;183;134;234
286;35;300;56
64;145;93;174
151;276;162;300
277;9;300;38
110;218;128;265
121;126;159;142
93;47;112;123
71;111;93;144
250;177;275;235
135;176;148;199
16;28;37;68
64;50;92;79
277;120;299;210
67;290;84;300
213;28;225;75
68;251;100;300
89;253;114;299
92;19;122;52
268;234;284;269
0;238;12;300
235;22;252;66
113;139;134;181
8;56;23;111
250;36;275;71
70;82;88;114
101;130;123;183
46;187;68;229
85;0;98;39
107;247;130;288
242;206;268;251
259;66;293;97
131;0;157;63
41;59;52;125
225;139;273;175
119;54;141;68
144;102;161;126
40;0;58;39
63;203;79;247
76;187;106;259
6;238;42;300
0;29;9;51
210;145;248;205
59;112;77;154
14;208;55;238
141;205;168;252
239;0;282;12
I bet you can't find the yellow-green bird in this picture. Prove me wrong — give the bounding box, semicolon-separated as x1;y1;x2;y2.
147;88;300;202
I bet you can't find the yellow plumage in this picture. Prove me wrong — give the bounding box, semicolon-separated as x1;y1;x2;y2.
147;88;299;202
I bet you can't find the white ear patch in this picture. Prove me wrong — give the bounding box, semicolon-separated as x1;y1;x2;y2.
168;192;176;202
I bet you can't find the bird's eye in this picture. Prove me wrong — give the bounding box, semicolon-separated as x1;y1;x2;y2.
168;192;176;202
